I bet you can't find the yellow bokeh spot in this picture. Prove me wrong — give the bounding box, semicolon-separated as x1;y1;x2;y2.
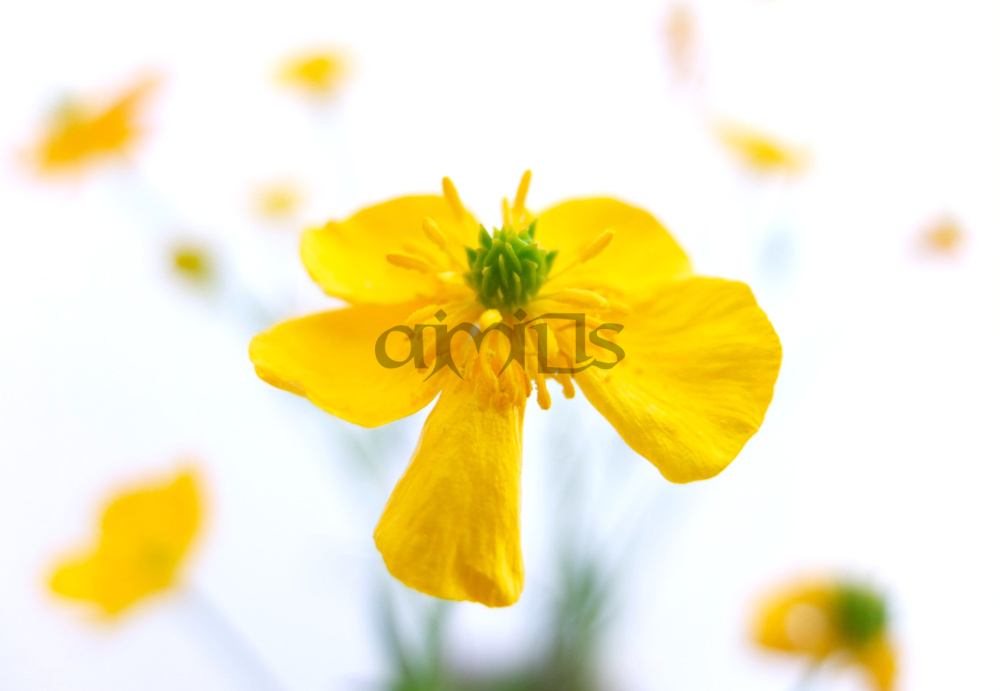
715;121;809;176
254;182;303;221
170;243;214;286
919;217;964;256
278;50;350;99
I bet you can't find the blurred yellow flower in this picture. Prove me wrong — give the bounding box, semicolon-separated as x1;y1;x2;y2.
250;172;781;607
918;216;964;256
715;121;808;176
278;50;350;99
28;74;160;175
50;469;201;616
170;242;215;286
753;577;896;690
664;3;697;82
254;182;303;221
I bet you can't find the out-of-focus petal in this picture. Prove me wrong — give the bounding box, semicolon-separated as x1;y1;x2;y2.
856;637;896;691
715;121;808;176
374;374;526;607
50;470;200;615
278;50;350;99
34;74;159;174
576;277;781;483
753;579;839;657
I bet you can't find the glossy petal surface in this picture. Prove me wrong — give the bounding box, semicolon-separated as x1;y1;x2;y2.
577;277;781;483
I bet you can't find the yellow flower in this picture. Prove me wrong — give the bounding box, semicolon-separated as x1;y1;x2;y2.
715;121;808;176
170;242;215;286
278;50;350;99
29;74;159;175
50;469;201;616
752;577;896;690
250;172;781;606
254;181;303;221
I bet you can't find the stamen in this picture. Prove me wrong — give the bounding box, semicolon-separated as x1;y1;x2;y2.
401;241;441;265
511;170;532;224
442;177;465;220
536;288;609;309
555;372;576;399
421;217;449;252
578;229;615;263
535;375;552;410
547;229;615;281
386;252;434;274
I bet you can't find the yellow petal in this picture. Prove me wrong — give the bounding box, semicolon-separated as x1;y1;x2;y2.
752;579;840;657
34;74;159;174
278;50;350;99
535;198;692;295
50;555;98;601
575;277;781;483
374;375;526;607
50;470;200;615
856;637;896;691
302;195;479;305
250;302;445;427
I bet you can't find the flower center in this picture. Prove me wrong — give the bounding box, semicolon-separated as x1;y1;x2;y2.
833;582;887;647
464;221;557;313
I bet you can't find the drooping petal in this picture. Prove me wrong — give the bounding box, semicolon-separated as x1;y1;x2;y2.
855;637;896;691
250;302;447;427
575;277;781;483
535;198;692;294
302;195;479;305
374;374;526;607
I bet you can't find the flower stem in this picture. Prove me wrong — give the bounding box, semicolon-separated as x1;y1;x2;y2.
186;586;286;691
789;660;823;691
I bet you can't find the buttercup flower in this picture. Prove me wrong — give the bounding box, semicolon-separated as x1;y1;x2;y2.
714;121;808;176
28;74;159;176
50;469;201;616
752;576;896;690
278;49;350;100
250;172;781;606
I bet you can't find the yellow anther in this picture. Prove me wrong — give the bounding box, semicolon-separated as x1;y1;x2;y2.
535;375;552;410
578;229;615;263
538;288;609;309
386;252;434;273
422;217;448;252
405;304;441;326
556;372;576;399
512;170;532;222
442;177;465;220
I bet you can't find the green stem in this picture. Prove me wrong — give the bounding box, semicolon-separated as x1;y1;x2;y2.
187;586;286;691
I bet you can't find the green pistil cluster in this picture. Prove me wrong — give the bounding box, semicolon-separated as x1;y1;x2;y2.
464;221;557;312
833;582;888;647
